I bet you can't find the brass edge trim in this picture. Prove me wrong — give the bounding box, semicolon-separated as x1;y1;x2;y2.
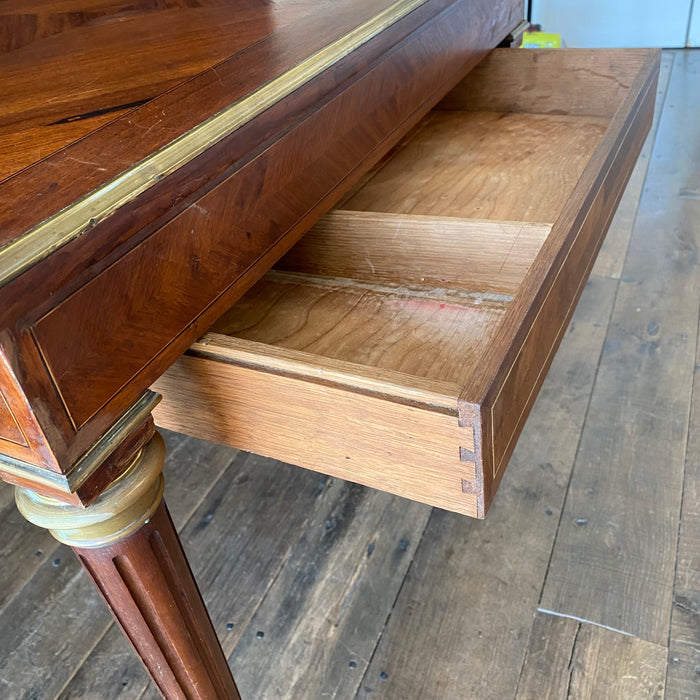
0;390;160;494
0;0;429;288
67;475;164;548
66;390;161;490
15;433;166;548
0;453;70;492
508;20;530;42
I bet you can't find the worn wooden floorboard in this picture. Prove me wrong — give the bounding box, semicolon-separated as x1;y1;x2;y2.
0;478;13;509
593;51;674;280
354;273;617;700
667;642;700;700
0;431;237;700
60;445;327;700
665;151;700;698
0;541;111;700
228;480;431;700
515;611;666;700
0;430;225;624
0;494;60;611
540;49;700;646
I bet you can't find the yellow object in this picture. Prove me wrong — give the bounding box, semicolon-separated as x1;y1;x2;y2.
521;31;561;48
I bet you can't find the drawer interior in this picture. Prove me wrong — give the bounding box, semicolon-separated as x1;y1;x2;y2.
155;48;659;517
210;53;615;390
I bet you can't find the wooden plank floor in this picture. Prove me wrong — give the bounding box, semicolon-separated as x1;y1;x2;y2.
0;49;696;700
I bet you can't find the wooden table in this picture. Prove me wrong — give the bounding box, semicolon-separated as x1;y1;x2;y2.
0;2;658;697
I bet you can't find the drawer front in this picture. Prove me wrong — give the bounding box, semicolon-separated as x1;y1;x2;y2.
154;353;480;516
155;48;660;517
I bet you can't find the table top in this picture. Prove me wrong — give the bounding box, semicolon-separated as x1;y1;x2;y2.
0;0;427;276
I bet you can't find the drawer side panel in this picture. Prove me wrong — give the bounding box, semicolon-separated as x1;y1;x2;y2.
482;55;660;508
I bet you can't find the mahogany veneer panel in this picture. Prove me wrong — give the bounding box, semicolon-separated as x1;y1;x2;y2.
0;110;131;182
155;47;660;518
0;391;25;446
0;347;61;473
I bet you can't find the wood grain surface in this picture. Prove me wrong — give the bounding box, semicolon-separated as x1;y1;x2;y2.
277;211;550;296
0;343;62;473
0;387;25;446
664;54;700;693
1;49;693;700
211;270;508;387
0;494;59;609
353;273;617;700
153;353;479;516
666;643;700;700
469;49;659;509
228;481;431;700
0;4;289;135
0;0;401;189
438;48;657;118
344;111;608;223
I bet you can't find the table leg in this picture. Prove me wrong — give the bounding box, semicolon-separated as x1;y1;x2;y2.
14;431;241;700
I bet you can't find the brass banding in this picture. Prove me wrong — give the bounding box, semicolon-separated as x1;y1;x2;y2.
0;390;161;496
15;432;166;548
65;390;161;491
0;0;429;288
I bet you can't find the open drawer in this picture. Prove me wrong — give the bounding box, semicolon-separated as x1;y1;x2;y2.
153;48;660;518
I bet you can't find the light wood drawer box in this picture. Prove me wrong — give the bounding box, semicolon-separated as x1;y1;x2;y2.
153;48;660;518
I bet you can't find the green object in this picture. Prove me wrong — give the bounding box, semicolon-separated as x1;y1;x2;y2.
521;31;562;48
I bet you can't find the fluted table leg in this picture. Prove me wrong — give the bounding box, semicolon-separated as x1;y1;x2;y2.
15;432;241;700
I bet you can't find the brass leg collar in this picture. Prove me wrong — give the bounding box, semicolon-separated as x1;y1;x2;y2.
15;432;166;548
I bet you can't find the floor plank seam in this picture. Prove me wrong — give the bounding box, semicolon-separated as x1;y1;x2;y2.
171;444;245;535
137;677;152;700
353;505;433;698
565;621;583;699
666;436;696;653
0;536;61;617
536;608;638;639
535;55;672;624
670;638;700;651
54;620;114;700
511;608;566;700
664;294;700;694
535;274;621;610
224;469;335;664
